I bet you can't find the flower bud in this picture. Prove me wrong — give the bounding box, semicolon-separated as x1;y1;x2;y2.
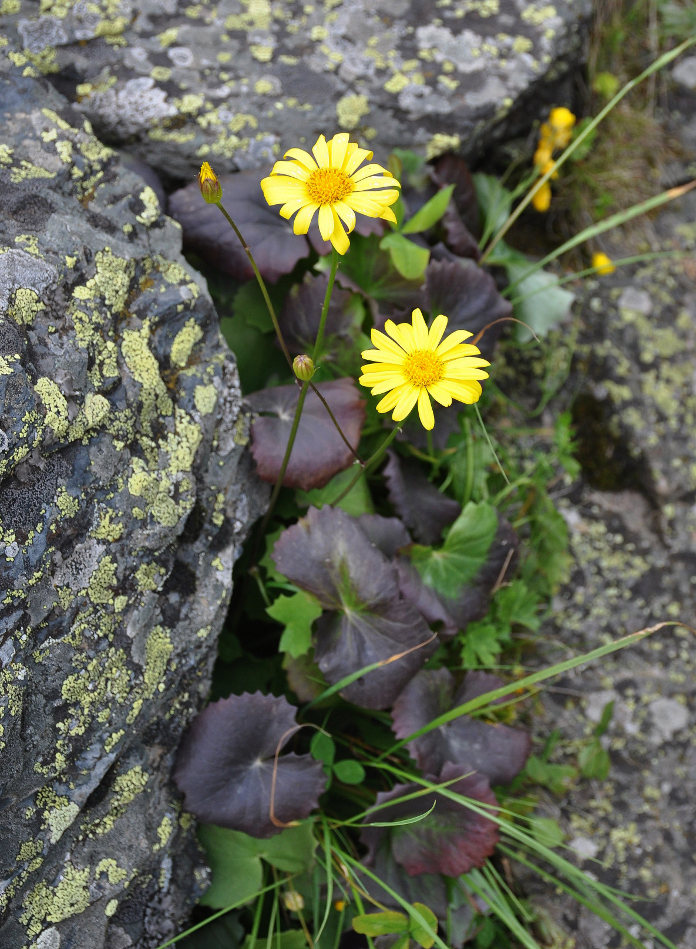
198;162;222;204
293;354;315;382
282;890;305;912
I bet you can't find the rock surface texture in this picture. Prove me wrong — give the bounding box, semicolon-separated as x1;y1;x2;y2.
0;52;265;948
0;0;591;180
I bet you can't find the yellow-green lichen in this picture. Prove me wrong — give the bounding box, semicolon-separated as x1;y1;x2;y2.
194;383;217;415
171;318;204;368
153;815;174;851
91;509;124;542
121;322;173;419
83;766;149;838
135;562;165;592
55;486;79;518
105;898;119;916
521;4;557;26
10;161;56;184
21;865;91;937
135;186;161;226
426;133;461;160
87;555;118;605
143;626;174;697
336;94;369;129
104;729;124;753
7;287;45;325
34;377;69;438
95;858;128;885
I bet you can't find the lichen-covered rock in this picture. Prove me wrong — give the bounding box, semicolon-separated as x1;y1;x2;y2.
0;52;266;948
496;194;696;945
0;0;590;179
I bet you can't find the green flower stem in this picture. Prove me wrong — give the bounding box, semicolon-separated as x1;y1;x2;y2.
312;248;340;362
252;380;311;561
215;201;294;370
330;423;402;505
308;382;362;461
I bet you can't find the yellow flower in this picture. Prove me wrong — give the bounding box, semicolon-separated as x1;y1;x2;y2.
592;251;616;275
539;106;576;150
260;132;401;255
359;308;490;431
198;161;222;203
532;181;552;212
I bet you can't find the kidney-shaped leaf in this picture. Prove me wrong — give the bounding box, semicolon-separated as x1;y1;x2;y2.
361;763;498;878
384;452;460;546
174;692;326;838
247;379;365;490
273;506;434;708
391;668;530;786
424;258;512;359
168;170;310;283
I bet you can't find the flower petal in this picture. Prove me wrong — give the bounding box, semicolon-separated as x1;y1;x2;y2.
417;390;435;430
376;384;410;415
312;134;330;168
343;145;373;176
368;328;407;357
328;133;349;169
392;387;419;422
293;203;318;234
283;147;318;170
318;204;334;241
411;308;429;348
334;201;356;233
428;314;449;349
270;160;311;181
330;222;350;255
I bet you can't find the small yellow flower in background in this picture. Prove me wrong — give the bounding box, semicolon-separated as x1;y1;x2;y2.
532;181;552;212
541;107;576;150
260;132;401;255
359;308;490;431
198;161;223;204
592;251;616;275
532;106;576;212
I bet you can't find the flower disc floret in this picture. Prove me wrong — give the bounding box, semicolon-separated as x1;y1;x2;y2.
359;308;490;431
260;132;401;255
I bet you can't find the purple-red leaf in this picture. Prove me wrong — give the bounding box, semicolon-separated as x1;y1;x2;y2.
247;379;365;490
431;154;481;252
384;452;460;546
361;763;499;877
168;170;310;283
391;668;531;785
174;692;326;838
280;273;358;359
424;258;512;359
272;506;434;708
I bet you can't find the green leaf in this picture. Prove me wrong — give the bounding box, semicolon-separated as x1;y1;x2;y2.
409;902;439;949
310;731;335;767
528;816;565;848
594;700;615;737
297;466;374;517
233;280;274;332
460;621;510;668
578;737;611;780
473;173;513;238
525;755;577;795
257;821;317;873
245;932;308;949
267;590;322;658
401;185;455;234
410;501;499;598
494;580;541;632
352;911;410;937
197;824;264;909
332;759;366;784
504;255;576;341
379;232;430;280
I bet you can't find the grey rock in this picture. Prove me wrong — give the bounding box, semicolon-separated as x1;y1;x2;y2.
0;0;591;179
0;52;265;948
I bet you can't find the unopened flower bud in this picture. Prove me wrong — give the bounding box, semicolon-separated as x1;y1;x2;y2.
198;162;222;204
282;890;305;912
293;354;315;382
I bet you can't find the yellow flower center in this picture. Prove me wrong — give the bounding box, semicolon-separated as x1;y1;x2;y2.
306;167;353;206
403;350;444;389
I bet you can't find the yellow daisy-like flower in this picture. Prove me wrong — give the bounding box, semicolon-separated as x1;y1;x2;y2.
260;132;401;255
359;308;491;431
